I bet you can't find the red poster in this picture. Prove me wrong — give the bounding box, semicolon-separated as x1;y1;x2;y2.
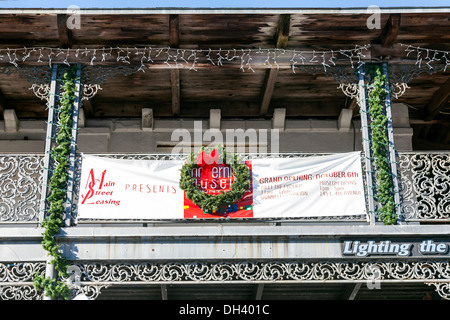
183;161;253;218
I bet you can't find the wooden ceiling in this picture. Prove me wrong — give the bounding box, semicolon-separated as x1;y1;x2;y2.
0;8;449;150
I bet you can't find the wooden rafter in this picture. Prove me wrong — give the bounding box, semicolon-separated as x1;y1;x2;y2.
348;98;359;114
57;14;73;49
0;87;7;114
169;14;180;116
378;14;401;48
260;14;290;116
424;76;450;121
260;69;279;116
275;14;291;48
81;98;95;118
169;14;179;47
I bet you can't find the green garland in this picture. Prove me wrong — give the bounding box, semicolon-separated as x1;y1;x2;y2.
33;66;79;300
367;65;397;225
179;145;250;212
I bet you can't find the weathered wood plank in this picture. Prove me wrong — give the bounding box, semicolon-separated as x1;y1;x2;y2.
424;76;450;121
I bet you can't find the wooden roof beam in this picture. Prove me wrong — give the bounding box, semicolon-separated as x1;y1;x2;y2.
260;68;279;116
260;14;290;116
275;14;291;48
378;14;401;48
57;14;73;49
169;14;180;116
169;14;179;47
424;76;450;121
0;87;7;115
81;98;95;118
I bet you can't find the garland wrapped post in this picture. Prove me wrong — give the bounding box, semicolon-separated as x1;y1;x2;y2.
33;65;80;300
367;65;397;225
179;145;250;213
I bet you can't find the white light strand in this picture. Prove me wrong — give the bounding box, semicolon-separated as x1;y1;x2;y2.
399;43;450;72
3;44;446;73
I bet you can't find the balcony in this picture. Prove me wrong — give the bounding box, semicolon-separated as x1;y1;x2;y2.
0;6;449;301
1;152;449;225
1;152;449;300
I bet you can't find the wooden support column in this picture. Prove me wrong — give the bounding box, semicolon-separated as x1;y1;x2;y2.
424;77;450;121
209;109;221;130
260;14;290;116
142;108;154;131
4;109;19;132
272;108;286;131
170;14;180;116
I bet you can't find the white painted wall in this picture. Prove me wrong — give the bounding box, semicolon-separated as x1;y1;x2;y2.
0;104;413;154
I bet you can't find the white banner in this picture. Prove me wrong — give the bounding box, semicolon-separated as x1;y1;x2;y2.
251;152;366;217
77;152;366;220
78;156;185;219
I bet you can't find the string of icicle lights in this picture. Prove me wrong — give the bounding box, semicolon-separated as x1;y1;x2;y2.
399;43;450;71
0;45;370;72
0;44;448;72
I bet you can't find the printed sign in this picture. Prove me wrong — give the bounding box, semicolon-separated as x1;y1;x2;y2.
342;240;450;257
78;152;366;220
78;156;185;219
251;152;366;217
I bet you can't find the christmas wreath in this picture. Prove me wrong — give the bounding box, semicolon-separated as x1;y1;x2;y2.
179;145;250;212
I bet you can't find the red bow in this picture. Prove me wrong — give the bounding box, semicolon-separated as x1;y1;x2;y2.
196;149;219;184
196;149;219;166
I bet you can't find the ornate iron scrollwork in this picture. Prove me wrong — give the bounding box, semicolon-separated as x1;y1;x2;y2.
0;262;45;300
427;282;450;300
0;156;44;222
57;260;450;300
387;63;447;99
0;64;139;103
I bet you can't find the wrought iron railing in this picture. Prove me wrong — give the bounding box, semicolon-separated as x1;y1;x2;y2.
0;155;44;223
1;152;449;224
398;152;450;221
